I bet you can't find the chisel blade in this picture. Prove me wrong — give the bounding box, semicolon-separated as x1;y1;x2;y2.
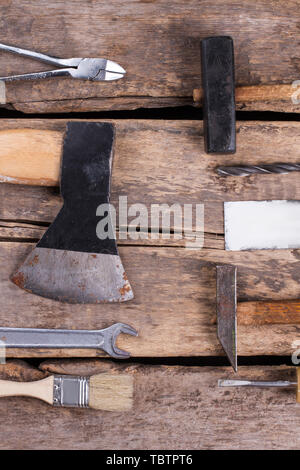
216;265;237;372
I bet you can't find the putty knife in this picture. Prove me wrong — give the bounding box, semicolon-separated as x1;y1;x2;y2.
225;200;300;251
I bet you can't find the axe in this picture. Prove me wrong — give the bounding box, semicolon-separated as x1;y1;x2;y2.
11;121;134;304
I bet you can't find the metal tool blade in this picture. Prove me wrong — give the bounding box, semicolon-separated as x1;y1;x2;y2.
11;122;134;304
225;200;300;251
218;379;296;388
11;248;133;303
216;265;237;372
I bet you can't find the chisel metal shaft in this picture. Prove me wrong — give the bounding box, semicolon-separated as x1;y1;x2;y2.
218;379;297;388
217;163;300;176
218;369;300;403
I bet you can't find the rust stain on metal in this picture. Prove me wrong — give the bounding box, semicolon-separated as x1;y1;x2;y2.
119;283;131;297
28;255;39;267
11;271;25;289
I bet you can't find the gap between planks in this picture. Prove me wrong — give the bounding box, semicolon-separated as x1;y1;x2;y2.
0;220;224;250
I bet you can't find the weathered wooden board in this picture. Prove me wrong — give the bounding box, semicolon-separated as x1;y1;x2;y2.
1;242;300;357
0;220;223;249
0;360;299;450
1;120;300;237
0;119;300;357
0;1;299;113
194;83;300;112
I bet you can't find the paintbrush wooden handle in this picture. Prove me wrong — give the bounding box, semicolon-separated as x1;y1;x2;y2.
0;376;54;404
0;129;62;186
237;300;300;325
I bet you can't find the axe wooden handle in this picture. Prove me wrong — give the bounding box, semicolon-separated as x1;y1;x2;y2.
0;129;62;186
237;299;300;325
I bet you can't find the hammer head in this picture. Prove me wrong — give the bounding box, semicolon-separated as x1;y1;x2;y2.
216;264;237;372
11;122;134;304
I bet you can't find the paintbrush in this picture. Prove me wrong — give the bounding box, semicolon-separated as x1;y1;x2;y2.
0;373;133;411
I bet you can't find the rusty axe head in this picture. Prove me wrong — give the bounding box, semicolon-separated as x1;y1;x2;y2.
11;122;134;304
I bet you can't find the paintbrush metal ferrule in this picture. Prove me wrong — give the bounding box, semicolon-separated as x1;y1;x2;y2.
53;375;90;408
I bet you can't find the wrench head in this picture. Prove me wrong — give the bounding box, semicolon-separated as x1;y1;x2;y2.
101;323;138;359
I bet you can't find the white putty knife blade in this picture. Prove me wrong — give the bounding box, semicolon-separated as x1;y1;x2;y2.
224;200;300;251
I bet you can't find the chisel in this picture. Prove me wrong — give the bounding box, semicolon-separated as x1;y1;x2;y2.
219;368;300;403
0;373;133;411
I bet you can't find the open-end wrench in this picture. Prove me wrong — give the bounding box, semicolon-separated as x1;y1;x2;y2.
0;322;138;359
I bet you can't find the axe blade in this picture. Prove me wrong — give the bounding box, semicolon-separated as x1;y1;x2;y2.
11;122;134;304
11;248;133;304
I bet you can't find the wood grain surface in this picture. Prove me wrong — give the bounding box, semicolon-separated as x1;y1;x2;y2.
0;119;300;201
1;242;300;357
0;360;299;450
1;119;300;357
0;1;299;113
238;300;300;325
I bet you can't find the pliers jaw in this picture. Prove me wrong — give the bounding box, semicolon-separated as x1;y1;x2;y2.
0;42;126;82
72;58;126;81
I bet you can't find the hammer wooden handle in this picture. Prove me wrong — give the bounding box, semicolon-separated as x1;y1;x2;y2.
237;300;300;325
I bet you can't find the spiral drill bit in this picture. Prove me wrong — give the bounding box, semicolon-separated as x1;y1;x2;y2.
216;163;300;177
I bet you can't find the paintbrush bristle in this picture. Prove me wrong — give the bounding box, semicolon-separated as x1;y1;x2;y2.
89;374;134;411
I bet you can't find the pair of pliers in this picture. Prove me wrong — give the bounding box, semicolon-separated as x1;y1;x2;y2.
0;42;126;81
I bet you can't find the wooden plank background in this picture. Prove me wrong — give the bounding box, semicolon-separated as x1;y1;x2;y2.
0;0;299;113
0;0;300;451
1;119;300;357
0;359;299;450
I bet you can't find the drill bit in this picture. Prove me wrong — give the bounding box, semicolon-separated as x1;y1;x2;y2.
216;163;300;176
